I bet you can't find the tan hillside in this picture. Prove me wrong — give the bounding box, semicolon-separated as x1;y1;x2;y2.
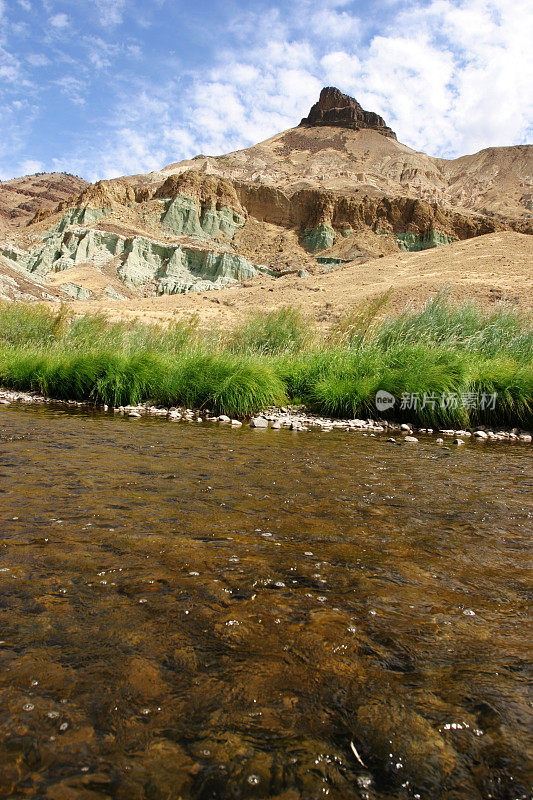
161;128;532;230
68;231;533;327
0;87;531;307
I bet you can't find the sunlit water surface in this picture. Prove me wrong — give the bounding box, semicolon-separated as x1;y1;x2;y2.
0;405;531;800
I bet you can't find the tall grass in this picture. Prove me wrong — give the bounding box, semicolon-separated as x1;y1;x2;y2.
374;291;533;360
330;289;393;347
229;306;311;355
0;296;531;426
0;302;69;346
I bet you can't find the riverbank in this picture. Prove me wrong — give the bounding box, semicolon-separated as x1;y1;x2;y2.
0;295;531;428
1;388;531;444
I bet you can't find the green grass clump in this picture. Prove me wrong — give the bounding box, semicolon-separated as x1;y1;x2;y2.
0;348;162;405
375;291;533;360
0;347;285;414
277;344;474;426
0;294;531;426
152;353;286;416
229;306;310;355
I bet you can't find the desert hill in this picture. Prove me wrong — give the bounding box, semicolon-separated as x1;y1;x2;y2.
67;231;533;327
0;172;87;233
158;88;531;231
0;87;531;307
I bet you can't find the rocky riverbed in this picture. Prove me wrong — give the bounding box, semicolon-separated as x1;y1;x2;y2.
0;402;531;799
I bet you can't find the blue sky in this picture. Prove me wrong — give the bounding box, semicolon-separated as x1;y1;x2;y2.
1;0;531;181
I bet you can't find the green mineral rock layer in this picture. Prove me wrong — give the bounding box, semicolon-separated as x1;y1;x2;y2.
316;256;342;265
303;224;336;253
57;207;107;232
397;231;457;251
161;195;245;240
0;197;461;299
0;214;262;295
59;282;93;301
118;236;259;294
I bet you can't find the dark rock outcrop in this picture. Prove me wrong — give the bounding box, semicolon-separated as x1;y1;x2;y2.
300;86;397;139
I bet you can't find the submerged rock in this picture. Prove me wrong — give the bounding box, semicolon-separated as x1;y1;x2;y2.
354;700;457;795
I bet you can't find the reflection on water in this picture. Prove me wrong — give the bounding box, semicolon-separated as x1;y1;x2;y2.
0;405;531;800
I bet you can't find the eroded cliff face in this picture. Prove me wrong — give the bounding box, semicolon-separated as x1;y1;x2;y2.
0;162;509;302
0;170;261;298
234;182;502;253
0;87;530;302
1;220;263;297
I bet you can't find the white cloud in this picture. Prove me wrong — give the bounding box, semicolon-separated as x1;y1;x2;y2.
364;0;533;154
55;75;86;105
359;34;456;152
321;51;361;87
95;0;126;28
262;39;315;70
49;12;69;29
20;158;43;173
226;7;287;44
307;7;361;41
27;53;50;66
0;0;7;44
83;35;118;69
0;45;22;84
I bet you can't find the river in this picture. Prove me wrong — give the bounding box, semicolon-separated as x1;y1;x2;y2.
0;405;531;800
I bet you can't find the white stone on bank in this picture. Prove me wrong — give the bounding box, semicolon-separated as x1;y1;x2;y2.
250;416;268;428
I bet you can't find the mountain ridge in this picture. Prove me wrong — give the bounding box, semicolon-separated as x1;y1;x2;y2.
0;87;531;305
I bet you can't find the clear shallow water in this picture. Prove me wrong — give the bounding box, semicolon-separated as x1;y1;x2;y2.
0;405;531;800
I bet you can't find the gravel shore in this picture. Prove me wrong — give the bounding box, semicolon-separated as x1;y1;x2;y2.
1;388;531;444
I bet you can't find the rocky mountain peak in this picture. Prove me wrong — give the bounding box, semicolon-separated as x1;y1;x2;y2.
299;86;397;139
